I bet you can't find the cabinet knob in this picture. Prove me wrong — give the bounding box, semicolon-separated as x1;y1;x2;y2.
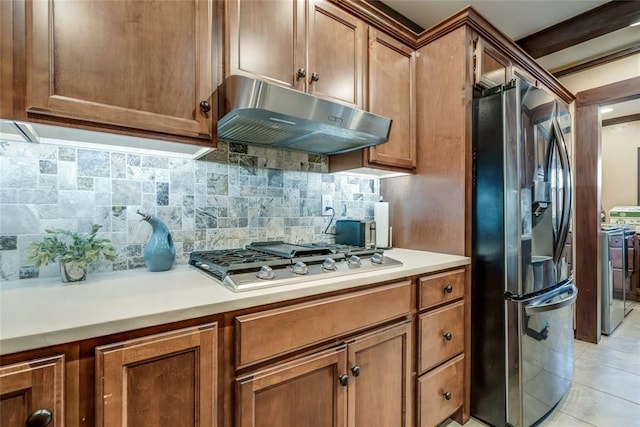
444;332;453;341
309;72;320;83
338;374;349;387
443;391;452;401
199;100;211;113
26;409;53;427
297;68;307;79
351;365;361;377
444;284;453;294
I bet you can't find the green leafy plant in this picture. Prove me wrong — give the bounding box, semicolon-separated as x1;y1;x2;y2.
27;224;116;270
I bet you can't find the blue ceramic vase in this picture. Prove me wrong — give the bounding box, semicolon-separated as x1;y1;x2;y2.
137;210;175;272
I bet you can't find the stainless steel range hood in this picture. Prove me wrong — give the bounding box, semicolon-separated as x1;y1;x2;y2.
217;75;392;155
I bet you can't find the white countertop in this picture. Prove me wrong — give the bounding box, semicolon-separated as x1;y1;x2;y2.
0;248;469;355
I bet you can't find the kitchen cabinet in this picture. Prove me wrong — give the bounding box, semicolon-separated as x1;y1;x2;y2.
25;0;218;141
473;37;510;89
227;0;366;108
416;268;468;426
95;323;218;427
329;27;416;174
236;321;412;427
234;281;413;427
0;355;65;427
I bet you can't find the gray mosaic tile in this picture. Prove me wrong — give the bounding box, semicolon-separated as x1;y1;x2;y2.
112;180;141;206
127;154;140;166
0;188;18;203
196;207;218;229
77;177;94;191
183;195;195;218
1;158;38;188
57;160;78;190
39;205;59;219
111;153;126;179
156;182;169;206
77;149;110;177
141;155;168;169
18;189;57;204
58;147;76;161
0;235;17;250
207;173;228;195
170;171;194;195
39;159;57;174
19;265;39;279
0;204;38;234
58;190;95;219
157;206;182;230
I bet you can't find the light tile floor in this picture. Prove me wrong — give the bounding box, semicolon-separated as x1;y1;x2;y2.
442;302;640;427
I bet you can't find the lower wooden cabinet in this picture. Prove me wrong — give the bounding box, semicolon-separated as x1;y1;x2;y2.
236;321;412;427
417;355;464;427
95;323;218;427
0;355;65;427
236;346;347;427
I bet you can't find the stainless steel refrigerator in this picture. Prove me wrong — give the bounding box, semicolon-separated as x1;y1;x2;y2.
471;79;578;427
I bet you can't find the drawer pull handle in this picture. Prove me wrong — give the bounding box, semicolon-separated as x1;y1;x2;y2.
444;284;453;294
310;72;320;83
443;391;452;401
444;332;453;341
297;68;307;79
26;409;53;427
351;365;361;377
338;374;349;387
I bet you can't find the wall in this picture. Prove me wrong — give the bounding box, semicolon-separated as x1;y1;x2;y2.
559;53;640;94
601;120;640;214
0;139;379;281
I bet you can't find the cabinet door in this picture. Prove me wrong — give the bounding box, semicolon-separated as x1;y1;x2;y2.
473;38;510;90
236;346;347;427
367;28;416;170
307;0;366;107
27;0;215;139
227;0;305;91
347;321;412;427
0;355;64;427
95;323;217;427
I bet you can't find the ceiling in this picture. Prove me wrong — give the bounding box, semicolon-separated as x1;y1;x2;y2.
380;0;640;119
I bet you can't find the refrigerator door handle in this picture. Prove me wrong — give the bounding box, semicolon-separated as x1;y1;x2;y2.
552;118;573;264
525;284;578;314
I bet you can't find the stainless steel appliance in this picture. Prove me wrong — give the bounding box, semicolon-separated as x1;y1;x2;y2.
335;219;376;249
472;79;577;427
217;75;392;155
189;241;402;292
601;224;625;335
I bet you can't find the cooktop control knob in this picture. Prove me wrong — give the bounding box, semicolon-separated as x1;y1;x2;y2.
196;262;210;270
322;258;337;271
257;265;276;280
292;261;308;275
371;253;384;264
347;255;362;268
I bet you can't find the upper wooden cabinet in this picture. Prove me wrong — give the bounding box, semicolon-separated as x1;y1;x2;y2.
329;28;416;174
473;37;510;90
25;0;217;140
226;0;366;108
0;355;65;427
367;28;416;171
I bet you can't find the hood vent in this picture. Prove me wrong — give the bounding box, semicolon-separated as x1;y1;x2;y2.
217;75;392;155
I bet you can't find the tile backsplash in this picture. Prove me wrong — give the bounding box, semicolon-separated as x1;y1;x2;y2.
0;139;379;281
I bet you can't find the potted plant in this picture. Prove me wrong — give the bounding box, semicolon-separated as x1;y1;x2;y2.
27;224;116;282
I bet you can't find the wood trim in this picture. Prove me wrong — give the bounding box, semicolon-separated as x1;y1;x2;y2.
576;77;640;106
572;76;640;343
574;104;601;344
638;148;640;206
364;0;424;34
333;0;417;46
602;113;640;127
552;45;640;78
516;1;640;59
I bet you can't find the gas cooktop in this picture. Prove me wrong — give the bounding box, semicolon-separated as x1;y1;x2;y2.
189;241;402;292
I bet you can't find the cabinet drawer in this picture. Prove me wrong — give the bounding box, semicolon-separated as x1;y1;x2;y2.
418;301;464;373
418;269;465;310
235;281;412;367
417;354;464;427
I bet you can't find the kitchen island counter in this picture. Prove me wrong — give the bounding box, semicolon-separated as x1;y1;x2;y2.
0;248;469;355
